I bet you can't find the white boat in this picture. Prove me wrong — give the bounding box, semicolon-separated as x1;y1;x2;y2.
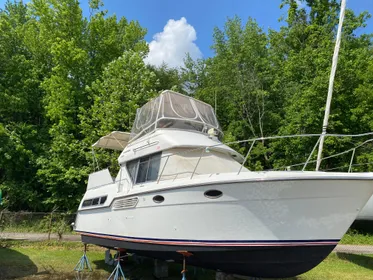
74;90;373;278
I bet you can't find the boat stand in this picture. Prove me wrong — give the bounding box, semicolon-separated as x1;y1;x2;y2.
74;244;92;272
177;251;193;280
107;250;126;280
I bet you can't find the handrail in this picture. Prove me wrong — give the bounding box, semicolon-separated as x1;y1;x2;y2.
302;136;321;171
157;155;170;184
153;131;373;168
238;140;256;175
191;149;206;179
90;132;373;189
348;149;356;173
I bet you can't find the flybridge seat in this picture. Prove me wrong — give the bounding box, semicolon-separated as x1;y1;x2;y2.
130;90;223;142
92;131;131;150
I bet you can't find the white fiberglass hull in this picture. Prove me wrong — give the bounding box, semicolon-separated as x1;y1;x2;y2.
75;172;373;277
357;194;373;221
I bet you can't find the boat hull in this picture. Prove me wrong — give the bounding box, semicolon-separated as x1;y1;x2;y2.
80;232;336;278
357;194;373;220
75;173;373;277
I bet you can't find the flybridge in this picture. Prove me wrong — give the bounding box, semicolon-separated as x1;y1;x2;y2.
130;90;222;142
91;91;222;151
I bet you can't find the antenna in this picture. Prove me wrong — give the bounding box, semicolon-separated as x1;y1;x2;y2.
316;0;347;171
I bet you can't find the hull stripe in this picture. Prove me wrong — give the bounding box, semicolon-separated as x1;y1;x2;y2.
76;230;339;247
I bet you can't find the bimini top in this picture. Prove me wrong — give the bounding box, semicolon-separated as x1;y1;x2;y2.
130;90;222;142
92;131;131;150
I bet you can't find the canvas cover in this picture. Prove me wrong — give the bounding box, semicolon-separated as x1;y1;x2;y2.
92;131;131;150
130;90;222;141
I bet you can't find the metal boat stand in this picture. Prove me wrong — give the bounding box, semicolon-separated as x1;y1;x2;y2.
74;244;92;272
107;250;126;280
177;251;193;280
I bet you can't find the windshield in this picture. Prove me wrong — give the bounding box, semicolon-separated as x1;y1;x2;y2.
130;91;222;141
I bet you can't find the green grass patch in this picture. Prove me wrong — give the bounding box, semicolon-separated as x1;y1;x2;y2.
340;229;373;245
294;253;373;280
0;212;75;235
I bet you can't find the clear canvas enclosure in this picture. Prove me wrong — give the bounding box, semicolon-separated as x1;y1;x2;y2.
130;91;222;141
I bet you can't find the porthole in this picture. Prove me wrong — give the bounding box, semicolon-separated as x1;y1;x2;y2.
204;190;223;199
153;195;165;203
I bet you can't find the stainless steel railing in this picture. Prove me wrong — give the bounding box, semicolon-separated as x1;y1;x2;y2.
157;132;373;181
91;132;373;189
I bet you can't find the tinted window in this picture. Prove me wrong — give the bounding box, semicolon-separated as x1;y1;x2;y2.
92;198;100;205
100;196;107;204
147;153;161;181
82;199;92;207
126;152;162;184
137;157;150;183
127;160;138;183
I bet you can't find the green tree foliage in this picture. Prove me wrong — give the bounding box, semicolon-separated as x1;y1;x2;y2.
148;63;185;94
182;0;372;171
182;17;283;170
270;0;372;170
0;0;155;211
0;0;372;211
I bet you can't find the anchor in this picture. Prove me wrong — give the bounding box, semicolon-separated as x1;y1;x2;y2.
74;244;92;272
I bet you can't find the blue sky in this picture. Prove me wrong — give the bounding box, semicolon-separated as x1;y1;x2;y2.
84;0;373;62
1;0;372;67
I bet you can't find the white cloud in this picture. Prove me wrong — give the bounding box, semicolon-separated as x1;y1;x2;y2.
144;17;202;68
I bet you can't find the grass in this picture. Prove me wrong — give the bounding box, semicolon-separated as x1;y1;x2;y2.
340;228;373;245
295;253;373;280
0;213;75;234
0;241;110;279
1;241;373;279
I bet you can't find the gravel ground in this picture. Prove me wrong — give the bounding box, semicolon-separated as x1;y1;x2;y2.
0;232;80;241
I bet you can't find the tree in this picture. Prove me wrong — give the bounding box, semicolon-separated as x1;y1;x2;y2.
0;1;47;210
182;17;282;170
0;0;153;211
271;0;372;171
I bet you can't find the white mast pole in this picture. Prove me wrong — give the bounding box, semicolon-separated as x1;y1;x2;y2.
315;0;347;171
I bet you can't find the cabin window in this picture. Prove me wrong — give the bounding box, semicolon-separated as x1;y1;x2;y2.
82;199;92;207
100;196;107;204
82;196;107;208
92;197;100;205
127;152;162;184
127;160;138;184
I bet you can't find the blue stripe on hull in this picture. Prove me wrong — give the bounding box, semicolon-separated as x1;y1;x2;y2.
75;230;339;246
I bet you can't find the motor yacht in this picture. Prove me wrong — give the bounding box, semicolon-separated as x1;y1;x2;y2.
74;90;373;278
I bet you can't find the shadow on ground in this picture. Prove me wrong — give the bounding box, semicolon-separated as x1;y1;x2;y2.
350;220;373;234
337;252;373;270
0;247;38;279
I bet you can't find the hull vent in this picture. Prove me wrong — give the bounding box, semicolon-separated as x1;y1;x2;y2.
113;197;139;210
